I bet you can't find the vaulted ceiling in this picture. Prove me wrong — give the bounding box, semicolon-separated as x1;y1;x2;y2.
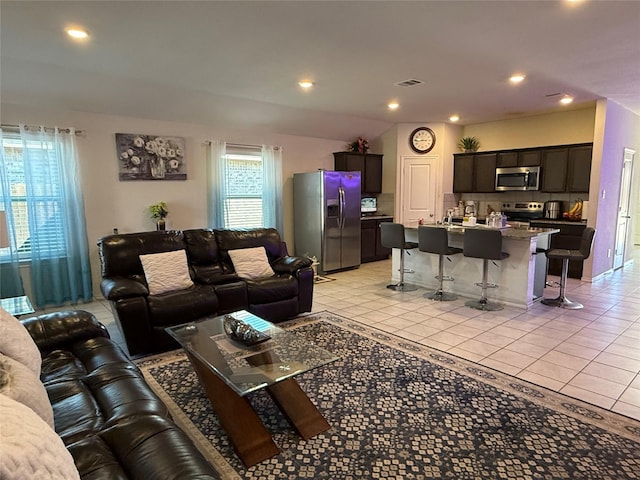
2;1;639;140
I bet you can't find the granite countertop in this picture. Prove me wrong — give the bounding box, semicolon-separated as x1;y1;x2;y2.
361;215;394;220
407;223;559;239
529;219;588;225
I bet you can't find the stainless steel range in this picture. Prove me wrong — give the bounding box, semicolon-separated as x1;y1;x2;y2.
501;202;544;222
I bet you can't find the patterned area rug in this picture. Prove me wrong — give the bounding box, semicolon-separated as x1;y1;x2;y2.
137;312;640;479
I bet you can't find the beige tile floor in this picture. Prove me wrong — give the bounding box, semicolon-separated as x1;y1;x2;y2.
310;251;640;421
39;248;640;421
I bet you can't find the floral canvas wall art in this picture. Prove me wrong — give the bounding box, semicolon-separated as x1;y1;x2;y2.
116;133;186;181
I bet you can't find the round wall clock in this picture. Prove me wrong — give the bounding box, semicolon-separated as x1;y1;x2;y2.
409;127;436;154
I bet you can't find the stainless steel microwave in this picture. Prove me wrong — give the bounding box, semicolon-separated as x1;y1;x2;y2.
495;166;541;191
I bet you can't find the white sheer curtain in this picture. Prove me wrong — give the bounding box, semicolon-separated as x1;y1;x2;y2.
261;145;283;233
207;140;227;228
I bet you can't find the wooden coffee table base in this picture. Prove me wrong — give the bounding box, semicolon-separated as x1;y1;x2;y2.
187;352;330;467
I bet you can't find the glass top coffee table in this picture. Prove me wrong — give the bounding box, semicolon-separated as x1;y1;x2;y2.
166;310;338;467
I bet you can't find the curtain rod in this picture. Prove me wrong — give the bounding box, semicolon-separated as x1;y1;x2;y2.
1;123;85;136
202;141;280;151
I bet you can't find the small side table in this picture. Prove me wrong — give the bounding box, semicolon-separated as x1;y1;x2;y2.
1;295;35;317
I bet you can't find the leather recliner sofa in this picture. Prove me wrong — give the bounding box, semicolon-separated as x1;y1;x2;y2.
19;310;220;479
98;228;313;356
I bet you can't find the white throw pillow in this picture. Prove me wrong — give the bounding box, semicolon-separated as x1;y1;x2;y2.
228;247;275;279
0;353;54;428
0;393;80;480
0;307;41;376
139;250;194;295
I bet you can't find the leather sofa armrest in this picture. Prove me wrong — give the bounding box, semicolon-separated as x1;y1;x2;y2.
20;310;110;352
101;277;149;300
271;255;313;275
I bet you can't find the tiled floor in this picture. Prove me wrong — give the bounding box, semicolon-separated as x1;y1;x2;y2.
39;248;640;421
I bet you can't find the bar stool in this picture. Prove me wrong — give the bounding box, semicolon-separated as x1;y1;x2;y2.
463;228;509;311
418;226;462;301
380;223;418;292
541;227;595;309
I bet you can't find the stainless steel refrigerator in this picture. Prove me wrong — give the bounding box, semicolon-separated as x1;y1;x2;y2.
293;171;361;274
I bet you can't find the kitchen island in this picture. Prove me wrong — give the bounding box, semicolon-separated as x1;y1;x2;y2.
390;224;559;309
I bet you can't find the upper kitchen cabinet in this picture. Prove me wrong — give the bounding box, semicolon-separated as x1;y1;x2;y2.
453;154;475;192
518;150;541;166
474;153;497;192
566;145;592;192
541;148;568;192
496;150;540;167
334;152;383;194
453;153;496;192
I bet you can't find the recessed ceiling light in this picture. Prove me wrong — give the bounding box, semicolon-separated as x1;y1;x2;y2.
388;102;399;110
65;27;89;39
560;95;574;105
297;80;314;89
449;115;460;122
509;74;526;84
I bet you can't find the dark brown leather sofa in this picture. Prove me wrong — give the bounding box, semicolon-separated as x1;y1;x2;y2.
98;228;313;356
21;310;220;479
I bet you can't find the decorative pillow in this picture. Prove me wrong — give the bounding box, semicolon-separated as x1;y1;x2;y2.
0;307;41;376
0;393;80;480
228;247;275;279
139;250;194;295
0;353;54;428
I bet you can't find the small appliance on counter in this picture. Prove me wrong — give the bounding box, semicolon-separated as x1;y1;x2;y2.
544;201;562;219
464;200;477;217
360;197;377;216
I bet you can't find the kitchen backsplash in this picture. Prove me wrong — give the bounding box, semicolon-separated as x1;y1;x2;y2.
458;191;590;217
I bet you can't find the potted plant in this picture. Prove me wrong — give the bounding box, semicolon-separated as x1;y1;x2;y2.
458;136;480;153
149;201;168;230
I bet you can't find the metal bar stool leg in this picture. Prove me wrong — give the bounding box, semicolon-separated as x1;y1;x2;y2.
465;259;504;311
387;248;417;292
541;258;582;309
425;254;457;301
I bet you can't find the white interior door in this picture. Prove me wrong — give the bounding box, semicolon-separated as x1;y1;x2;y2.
400;156;437;226
613;148;635;269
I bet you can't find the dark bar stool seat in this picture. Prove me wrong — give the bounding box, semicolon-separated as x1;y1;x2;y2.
418;226;462;301
541;227;595;309
463;228;509;311
380;223;418;292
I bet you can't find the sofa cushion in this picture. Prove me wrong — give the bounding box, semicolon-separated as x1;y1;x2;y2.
228;246;275;279
0;307;41;375
147;284;218;327
140;249;194;295
40;336;141;383
0;393;80;480
246;275;298;304
46;367;169;445
0;353;54;427
69;414;219;480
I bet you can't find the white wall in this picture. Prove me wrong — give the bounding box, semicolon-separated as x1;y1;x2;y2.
586;99;640;279
2;103;346;297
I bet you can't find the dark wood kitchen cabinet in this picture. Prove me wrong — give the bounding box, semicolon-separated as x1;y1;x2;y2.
334;152;383;194
474;153;497;192
541;148;568;192
454;143;592;194
453;154;474;192
453;153;495;192
566;145;592;192
361;217;392;263
496;150;540;167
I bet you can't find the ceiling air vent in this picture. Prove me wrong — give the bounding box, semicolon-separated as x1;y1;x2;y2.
394;79;424;87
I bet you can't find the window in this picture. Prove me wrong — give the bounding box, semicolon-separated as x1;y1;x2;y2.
1;134;66;260
222;145;264;229
209;141;282;232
